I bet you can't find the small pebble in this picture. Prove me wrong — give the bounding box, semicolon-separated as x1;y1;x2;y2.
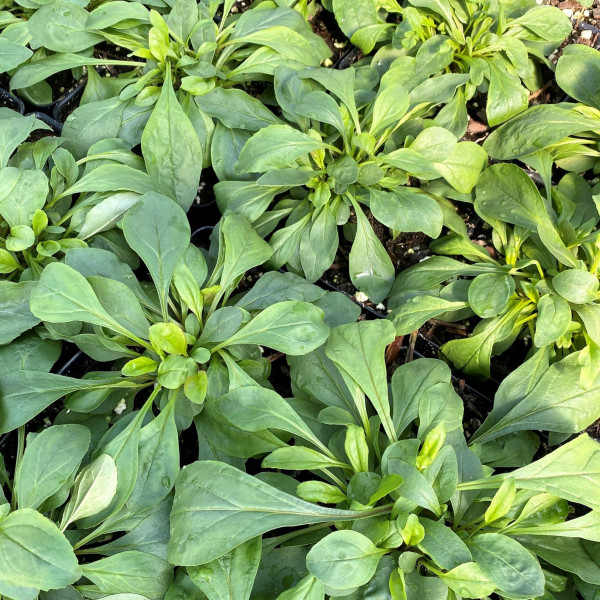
355;292;369;303
581;29;593;40
562;8;573;17
376;303;385;311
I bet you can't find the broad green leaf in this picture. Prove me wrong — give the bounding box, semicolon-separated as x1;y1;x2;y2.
61;454;118;528
0;281;39;345
332;0;378;38
483;105;597;160
486;59;529;126
418;517;471;570
81;551;173;600
28;2;102;52
500;435;600;511
126;401;179;512
389;294;468;336
553;269;599;304
369;188;443;238
217;213;272;292
16;425;90;510
212;386;325;451
236;125;328;173
275;575;324;600
141;69;202;210
168;461;367;565
468;533;544;599
306;530;385;591
218;301;328;356
556;44;600;110
468;273;515;319
0;509;81;590
348;200;394;302
0;167;48;228
325;320;397;441
472;355;600;443
0;38;32;72
438;562;495;598
197;88;283;131
187;537;261;600
0;371;122;434
122;193;190;319
534;294;571;347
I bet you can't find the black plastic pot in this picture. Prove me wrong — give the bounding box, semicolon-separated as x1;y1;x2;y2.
28;111;63;134
0;87;25;113
53;81;85;123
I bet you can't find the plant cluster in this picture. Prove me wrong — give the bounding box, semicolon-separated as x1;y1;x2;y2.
1;1;600;599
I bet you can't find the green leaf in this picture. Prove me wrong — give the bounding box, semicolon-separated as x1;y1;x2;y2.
553;269;599;304
415;36;455;77
126;401;179;512
29;263;127;334
468;273;515;319
212;386;325;451
28;1;102;52
236;125;328;173
196;87;283;131
0;370;121;434
332;0;378;39
326;320;396;441
141;68;202;210
61;454;118;528
275;575;324;600
484;478;516;524
167;461;365;566
418;518;472;571
389;294;468;336
306;530;385;591
348;199;394;303
486;58;529;126
467;533;544;599
217;213;272;292
122;193;190;320
0;38;32;72
483;105;597;160
472;355;600;443
438;562;495;598
556;44;600;110
534;294;572;347
187;537;261;600
0;509;81;590
502;435;600;511
369;188;443;238
0;281;40;345
16;425;90;510
149;323;187;356
0;167;48;228
81;552;173;600
219;301;329;356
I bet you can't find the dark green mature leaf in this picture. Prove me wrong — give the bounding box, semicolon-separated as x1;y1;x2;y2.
219;301;328;355
16;425;90;510
306;530;385;592
0;38;32;72
483;105;597;160
0;509;81;591
187;537;261;600
556;44;600;110
81;551;173;600
326;320;397;441
197;88;283;131
168;461;366;566
0;281;39;345
141;69;202;210
0;371;121;433
122;193;190;319
236;125;328;173
468;534;544;599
